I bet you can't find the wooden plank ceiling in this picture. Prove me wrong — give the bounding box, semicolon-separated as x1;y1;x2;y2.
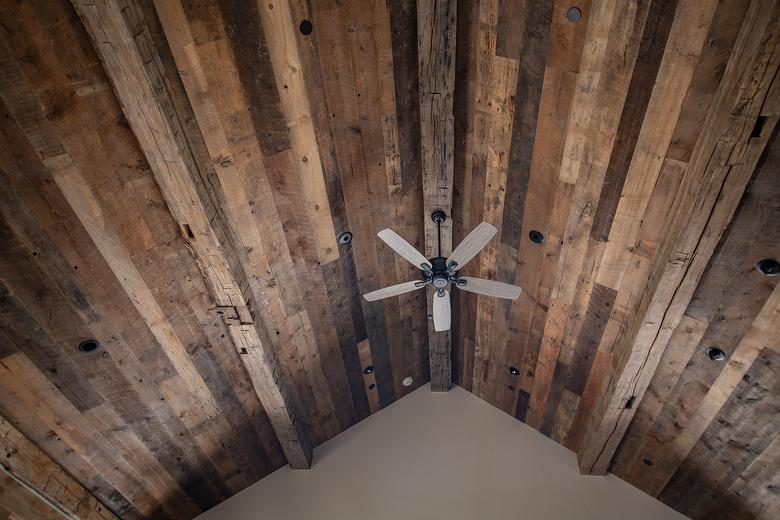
0;1;778;519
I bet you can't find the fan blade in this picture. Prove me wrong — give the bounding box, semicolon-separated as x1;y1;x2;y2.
432;289;451;332
447;222;497;270
377;229;431;270
457;277;522;300
363;281;424;302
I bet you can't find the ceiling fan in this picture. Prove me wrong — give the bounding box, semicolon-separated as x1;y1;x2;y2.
362;211;522;332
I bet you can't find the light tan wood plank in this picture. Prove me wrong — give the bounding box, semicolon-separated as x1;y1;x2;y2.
256;0;339;264
357;340;381;415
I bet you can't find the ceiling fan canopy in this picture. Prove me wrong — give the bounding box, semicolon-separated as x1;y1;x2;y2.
362;212;523;332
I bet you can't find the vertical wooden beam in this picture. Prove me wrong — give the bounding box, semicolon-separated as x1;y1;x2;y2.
577;0;780;474
70;0;312;468
0;415;118;520
419;0;457;391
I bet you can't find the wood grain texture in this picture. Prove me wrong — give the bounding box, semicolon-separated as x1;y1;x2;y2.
659;347;780;519
578;0;780;475
452;0;780;517
0;0;427;516
0;415;117;520
72;0;313;470
0;0;778;518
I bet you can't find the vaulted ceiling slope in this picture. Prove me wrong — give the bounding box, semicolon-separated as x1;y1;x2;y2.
0;1;777;520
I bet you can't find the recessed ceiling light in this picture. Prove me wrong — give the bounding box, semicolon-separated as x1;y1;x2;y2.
566;7;582;23
756;258;779;276
78;339;100;353
363;365;374;374
338;231;353;245
402;376;413;387
529;230;544;244
299;20;313;35
706;347;726;361
508;366;520;376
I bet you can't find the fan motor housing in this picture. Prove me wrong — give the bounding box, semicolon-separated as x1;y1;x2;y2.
425;256;451;288
432;275;448;288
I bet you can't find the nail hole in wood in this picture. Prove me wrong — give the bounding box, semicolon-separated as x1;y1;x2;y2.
182;223;194;239
78;339;100;353
529;230;545;244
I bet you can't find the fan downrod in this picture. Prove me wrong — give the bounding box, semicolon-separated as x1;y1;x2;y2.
430;210;447;259
423;211;455;288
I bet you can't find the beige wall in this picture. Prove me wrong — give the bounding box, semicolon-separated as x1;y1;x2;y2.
198;385;686;520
